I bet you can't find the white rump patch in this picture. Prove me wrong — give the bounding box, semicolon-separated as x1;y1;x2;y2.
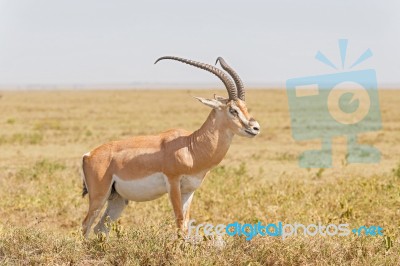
81;152;91;189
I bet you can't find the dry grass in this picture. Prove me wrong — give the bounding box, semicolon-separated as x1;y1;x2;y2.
0;89;399;265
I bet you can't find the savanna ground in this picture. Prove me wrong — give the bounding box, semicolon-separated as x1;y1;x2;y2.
0;89;399;265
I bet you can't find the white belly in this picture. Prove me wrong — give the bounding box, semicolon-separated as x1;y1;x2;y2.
113;172;206;202
113;173;168;202
180;174;203;193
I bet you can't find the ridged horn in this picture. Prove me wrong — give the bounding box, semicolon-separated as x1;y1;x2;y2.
155;56;237;100
215;57;245;101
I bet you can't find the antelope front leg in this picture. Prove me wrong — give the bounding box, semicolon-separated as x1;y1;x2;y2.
167;179;184;230
181;192;194;231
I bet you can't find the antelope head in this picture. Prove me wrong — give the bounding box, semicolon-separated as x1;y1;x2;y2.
155;56;260;138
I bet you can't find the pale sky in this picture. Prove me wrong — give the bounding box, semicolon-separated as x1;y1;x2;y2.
0;0;399;88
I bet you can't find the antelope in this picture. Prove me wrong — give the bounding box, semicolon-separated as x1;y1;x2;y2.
81;56;260;238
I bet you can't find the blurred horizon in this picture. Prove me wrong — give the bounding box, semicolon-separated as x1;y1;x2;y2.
1;84;400;91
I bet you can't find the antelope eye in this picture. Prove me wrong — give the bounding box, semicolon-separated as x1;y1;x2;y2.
229;108;238;116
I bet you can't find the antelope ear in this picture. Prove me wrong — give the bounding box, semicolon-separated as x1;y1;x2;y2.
213;94;229;104
194;97;226;110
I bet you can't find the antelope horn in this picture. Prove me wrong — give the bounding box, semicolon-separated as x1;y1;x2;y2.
215;57;245;101
155;56;237;100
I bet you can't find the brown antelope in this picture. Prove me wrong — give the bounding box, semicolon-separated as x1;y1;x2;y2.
81;56;260;238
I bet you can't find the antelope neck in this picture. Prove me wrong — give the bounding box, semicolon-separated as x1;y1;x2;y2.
187;109;234;168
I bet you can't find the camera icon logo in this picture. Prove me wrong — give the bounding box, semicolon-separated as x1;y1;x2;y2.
286;39;382;168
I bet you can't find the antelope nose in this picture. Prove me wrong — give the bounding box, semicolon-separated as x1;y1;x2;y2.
250;120;260;132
